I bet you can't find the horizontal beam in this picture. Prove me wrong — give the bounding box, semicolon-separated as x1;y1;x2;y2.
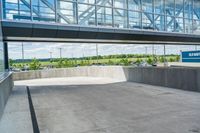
5;37;200;45
1;20;200;44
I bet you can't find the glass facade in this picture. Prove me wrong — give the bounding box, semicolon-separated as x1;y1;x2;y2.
1;0;200;34
0;20;5;74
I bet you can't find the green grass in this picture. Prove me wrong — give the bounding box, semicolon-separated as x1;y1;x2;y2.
11;55;179;69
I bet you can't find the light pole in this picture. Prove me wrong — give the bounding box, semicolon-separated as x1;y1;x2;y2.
96;44;99;63
49;51;53;68
163;44;168;67
152;44;155;64
49;51;52;59
21;42;24;62
152;44;154;55
58;48;62;58
145;46;148;55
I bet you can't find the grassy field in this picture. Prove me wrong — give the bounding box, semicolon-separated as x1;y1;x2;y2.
11;55;179;70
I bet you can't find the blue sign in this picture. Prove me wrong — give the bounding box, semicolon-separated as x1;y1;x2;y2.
182;50;200;62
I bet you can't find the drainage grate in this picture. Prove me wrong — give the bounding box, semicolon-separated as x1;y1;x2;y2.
27;86;40;133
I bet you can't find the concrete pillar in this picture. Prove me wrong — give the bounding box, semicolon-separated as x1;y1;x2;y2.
4;42;9;71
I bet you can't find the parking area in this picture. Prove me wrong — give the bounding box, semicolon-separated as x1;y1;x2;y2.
0;77;200;133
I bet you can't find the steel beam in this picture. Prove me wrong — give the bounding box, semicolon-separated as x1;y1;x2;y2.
3;42;9;70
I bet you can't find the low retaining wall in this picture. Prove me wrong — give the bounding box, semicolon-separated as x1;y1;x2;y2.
13;66;127;81
124;67;200;92
0;73;14;120
13;66;200;92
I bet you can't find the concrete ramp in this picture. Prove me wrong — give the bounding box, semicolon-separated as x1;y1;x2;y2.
1;77;200;133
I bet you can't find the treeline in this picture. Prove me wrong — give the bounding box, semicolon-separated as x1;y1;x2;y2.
12;54;178;63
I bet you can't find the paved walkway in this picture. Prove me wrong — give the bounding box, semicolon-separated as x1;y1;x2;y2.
1;77;200;133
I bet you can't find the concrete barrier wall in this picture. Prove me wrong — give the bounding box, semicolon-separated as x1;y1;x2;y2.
124;67;200;92
13;66;127;81
0;73;14;120
13;66;200;92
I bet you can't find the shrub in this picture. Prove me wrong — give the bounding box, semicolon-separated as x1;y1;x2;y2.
57;59;65;68
120;58;130;66
29;58;41;70
107;60;114;65
146;57;153;65
135;58;142;65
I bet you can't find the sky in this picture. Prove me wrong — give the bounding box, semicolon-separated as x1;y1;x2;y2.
8;42;199;59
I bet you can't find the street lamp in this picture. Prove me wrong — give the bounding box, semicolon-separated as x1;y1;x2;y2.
145;46;148;55
58;48;63;58
21;42;24;61
152;44;154;55
163;44;168;67
49;51;53;59
96;44;99;63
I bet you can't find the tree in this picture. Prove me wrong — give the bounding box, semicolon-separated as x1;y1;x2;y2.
50;59;53;63
9;59;14;66
107;60;114;65
169;57;175;62
159;56;165;63
175;56;180;62
80;60;86;66
147;57;153;65
57;59;65;68
153;56;158;64
29;58;41;70
120;58;130;66
135;58;142;65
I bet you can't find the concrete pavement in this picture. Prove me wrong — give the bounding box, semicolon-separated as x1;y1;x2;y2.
0;85;33;133
1;77;200;133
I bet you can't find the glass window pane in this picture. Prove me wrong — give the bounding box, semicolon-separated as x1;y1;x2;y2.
19;0;31;19
97;6;112;27
32;0;55;22
79;0;95;4
142;0;153;13
194;0;200;20
166;16;174;32
185;19;193;33
0;23;4;74
193;20;200;34
96;0;111;7
4;0;31;20
165;0;175;16
154;0;164;15
58;1;77;24
114;0;127;9
0;44;4;74
78;4;95;26
129;11;141;29
128;0;141;11
175;17;184;33
184;0;193;19
175;0;183;18
154;14;165;31
114;9;127;28
142;13;154;30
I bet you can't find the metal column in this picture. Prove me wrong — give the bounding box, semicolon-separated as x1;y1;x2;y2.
3;42;9;71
